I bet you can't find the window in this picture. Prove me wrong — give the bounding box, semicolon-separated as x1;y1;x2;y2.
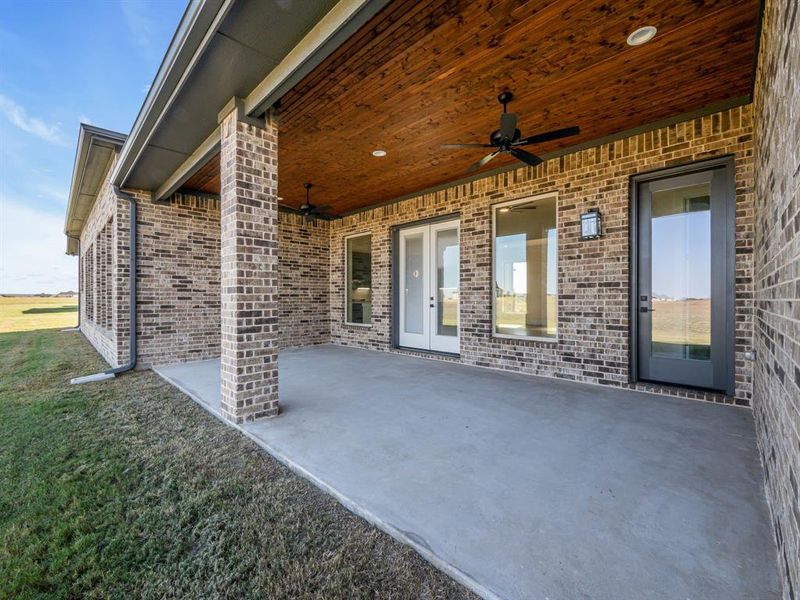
493;195;557;339
85;243;95;322
345;234;372;324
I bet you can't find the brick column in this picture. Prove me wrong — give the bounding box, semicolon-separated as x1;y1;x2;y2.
219;99;280;423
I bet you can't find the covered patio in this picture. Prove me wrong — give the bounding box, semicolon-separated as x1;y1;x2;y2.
154;346;780;600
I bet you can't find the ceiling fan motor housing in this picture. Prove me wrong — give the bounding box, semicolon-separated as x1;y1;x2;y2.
490;128;522;146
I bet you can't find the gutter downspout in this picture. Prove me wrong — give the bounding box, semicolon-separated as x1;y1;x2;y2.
70;186;137;384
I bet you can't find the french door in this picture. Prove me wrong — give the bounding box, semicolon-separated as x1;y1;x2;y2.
398;219;460;353
634;161;734;393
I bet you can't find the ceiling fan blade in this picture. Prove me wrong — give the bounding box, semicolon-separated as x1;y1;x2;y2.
441;143;494;148
514;125;580;146
467;151;500;173
510;147;543;168
500;113;517;140
311;205;332;213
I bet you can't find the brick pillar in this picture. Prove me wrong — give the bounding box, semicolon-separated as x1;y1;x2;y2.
219;99;280;423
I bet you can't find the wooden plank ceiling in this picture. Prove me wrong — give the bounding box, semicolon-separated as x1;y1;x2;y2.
183;0;759;214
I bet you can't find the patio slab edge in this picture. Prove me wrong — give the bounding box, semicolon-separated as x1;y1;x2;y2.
151;364;504;600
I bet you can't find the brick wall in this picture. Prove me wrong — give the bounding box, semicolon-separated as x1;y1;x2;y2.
278;212;331;348
752;0;800;597
134;205;331;366
79;161;334;371
133;192;220;367
79;161;121;367
330;105;756;406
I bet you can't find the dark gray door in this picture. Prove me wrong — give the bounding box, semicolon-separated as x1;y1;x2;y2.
636;163;734;393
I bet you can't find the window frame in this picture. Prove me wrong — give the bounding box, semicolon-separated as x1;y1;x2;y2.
491;192;559;343
343;232;373;327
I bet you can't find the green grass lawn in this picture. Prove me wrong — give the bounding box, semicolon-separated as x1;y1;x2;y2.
0;330;473;600
0;297;78;333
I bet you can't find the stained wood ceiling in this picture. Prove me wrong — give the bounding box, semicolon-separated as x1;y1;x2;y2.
183;0;759;214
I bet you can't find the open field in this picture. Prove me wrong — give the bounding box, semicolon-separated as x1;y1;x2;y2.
0;297;78;333
0;329;473;600
652;299;711;345
495;294;557;337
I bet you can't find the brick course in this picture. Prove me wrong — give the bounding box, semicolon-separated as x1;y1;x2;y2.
330;105;756;406
752;0;800;596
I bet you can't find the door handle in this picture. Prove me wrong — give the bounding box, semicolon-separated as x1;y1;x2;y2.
639;306;656;313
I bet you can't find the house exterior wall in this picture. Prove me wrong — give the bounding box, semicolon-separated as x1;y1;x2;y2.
79;160;123;367
330;105;756;406
278;213;331;348
135;192;221;367
752;0;800;596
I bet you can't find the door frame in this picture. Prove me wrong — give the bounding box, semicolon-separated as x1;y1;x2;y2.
391;212;461;355
629;155;736;395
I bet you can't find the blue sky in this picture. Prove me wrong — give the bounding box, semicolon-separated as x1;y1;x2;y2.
0;0;185;293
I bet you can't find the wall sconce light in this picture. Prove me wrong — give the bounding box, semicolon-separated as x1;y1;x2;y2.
580;208;602;240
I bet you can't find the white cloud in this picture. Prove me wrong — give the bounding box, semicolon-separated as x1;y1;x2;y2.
120;1;159;61
0;94;68;146
31;181;68;204
0;196;77;294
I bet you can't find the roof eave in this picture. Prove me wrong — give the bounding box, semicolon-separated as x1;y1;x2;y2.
64;124;126;255
110;0;229;189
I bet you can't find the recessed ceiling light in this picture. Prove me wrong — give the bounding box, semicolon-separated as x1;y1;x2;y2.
372;149;387;157
626;25;657;46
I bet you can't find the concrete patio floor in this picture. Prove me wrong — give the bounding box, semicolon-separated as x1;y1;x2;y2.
154;345;780;600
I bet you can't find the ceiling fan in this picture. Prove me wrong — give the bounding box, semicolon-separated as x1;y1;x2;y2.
442;91;580;173
297;183;333;223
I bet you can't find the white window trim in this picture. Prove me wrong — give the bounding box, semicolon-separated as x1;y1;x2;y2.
344;231;373;327
491;192;559;343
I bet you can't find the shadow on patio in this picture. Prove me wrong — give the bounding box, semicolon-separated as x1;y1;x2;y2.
154;345;780;600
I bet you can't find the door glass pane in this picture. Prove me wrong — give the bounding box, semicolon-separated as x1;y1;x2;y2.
650;183;711;360
436;228;459;336
404;232;424;335
494;197;557;338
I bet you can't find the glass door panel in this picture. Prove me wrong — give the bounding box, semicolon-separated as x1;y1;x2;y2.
650;183;711;361
430;221;460;353
398;226;429;349
636;164;733;393
435;227;459;337
397;220;459;353
404;232;425;335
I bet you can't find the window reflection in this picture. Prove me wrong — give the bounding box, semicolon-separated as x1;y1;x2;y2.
494;197;557;339
346;234;372;324
650;184;711;360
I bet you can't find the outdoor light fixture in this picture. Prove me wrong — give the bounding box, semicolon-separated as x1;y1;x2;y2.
626;26;657;46
372;149;387;157
580;208;602;240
